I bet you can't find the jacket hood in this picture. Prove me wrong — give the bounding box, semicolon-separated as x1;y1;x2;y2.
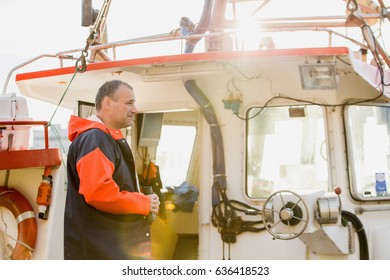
68;115;124;142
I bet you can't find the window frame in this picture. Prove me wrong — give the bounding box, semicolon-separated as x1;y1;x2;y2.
245;104;331;199
155;123;198;188
344;103;390;201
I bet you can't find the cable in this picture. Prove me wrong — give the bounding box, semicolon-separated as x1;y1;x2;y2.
211;196;266;245
233;66;386;121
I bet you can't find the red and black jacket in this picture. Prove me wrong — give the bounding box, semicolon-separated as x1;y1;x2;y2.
64;115;151;260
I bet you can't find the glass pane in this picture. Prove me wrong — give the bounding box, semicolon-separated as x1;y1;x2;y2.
346;105;390;200
156;125;196;187
246;105;329;198
78;101;95;118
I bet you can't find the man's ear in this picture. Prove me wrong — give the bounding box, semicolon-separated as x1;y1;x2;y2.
102;96;112;109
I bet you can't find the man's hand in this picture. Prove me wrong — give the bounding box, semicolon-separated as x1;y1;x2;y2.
147;193;160;214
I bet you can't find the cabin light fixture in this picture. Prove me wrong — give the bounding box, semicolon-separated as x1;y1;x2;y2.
298;62;337;90
141;62;225;82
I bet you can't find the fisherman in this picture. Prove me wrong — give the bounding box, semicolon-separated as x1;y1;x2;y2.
64;80;160;260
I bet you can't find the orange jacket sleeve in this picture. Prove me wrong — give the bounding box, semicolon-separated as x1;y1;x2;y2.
76;147;150;215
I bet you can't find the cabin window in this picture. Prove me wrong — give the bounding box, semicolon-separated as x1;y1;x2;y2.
78;101;95;118
155;125;197;187
345;104;390;201
246;105;329;198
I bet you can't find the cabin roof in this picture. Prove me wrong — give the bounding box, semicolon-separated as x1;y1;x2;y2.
15;47;388;110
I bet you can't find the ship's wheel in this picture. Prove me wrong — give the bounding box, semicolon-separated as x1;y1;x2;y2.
262;190;309;240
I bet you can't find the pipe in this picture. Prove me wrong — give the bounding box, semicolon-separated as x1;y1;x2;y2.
183;80;227;206
2;54;58;95
342;210;369;260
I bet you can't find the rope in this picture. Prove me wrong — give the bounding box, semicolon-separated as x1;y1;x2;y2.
0;202;34;260
47;70;78;125
0;229;34;259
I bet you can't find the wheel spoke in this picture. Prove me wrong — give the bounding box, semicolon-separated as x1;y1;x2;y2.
279;192;286;207
290;197;302;210
286;220;293;237
268;218;282;231
291;215;307;223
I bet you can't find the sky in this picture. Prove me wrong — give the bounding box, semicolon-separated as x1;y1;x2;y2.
1;0;389;125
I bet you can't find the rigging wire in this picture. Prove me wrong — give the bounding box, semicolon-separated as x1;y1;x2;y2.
44;1;114;191
48;0;112;123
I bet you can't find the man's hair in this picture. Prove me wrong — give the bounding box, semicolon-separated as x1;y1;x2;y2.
95;80;133;111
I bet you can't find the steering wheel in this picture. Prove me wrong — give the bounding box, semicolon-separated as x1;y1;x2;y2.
262;190;309;240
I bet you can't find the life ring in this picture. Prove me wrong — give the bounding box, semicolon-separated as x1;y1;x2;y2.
0;186;37;260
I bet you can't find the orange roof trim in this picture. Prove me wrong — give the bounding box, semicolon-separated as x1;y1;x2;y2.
16;47;350;82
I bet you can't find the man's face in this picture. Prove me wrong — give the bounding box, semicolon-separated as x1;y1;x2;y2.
107;85;138;129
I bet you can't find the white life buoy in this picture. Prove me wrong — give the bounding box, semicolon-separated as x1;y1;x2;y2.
0;186;37;260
